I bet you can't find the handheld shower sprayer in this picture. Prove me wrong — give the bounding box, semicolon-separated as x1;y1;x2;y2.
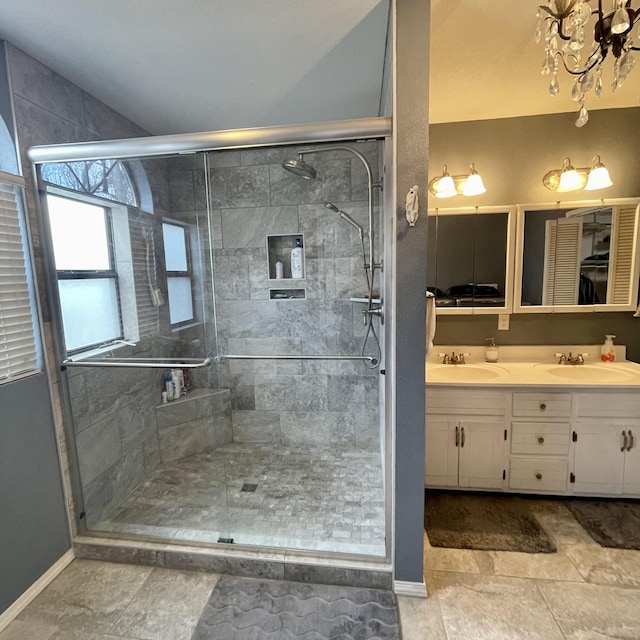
324;201;365;239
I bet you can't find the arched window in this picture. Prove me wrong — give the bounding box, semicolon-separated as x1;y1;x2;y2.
41;159;138;207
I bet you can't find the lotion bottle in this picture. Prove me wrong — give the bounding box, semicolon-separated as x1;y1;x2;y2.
290;237;303;278
600;334;616;362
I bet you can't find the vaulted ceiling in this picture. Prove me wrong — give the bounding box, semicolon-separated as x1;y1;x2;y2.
0;1;638;136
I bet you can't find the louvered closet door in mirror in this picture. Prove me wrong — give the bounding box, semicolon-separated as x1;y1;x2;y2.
514;200;640;313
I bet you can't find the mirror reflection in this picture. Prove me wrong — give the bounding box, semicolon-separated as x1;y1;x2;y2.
520;202;639;309
427;209;511;311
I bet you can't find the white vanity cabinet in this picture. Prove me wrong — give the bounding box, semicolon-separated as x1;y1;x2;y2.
426;382;640;498
425;389;508;490
572;393;640;496
509;392;572;494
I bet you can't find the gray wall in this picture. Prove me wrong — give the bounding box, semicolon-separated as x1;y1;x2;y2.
394;0;429;584
430;108;640;361
0;41;70;615
0;374;70;613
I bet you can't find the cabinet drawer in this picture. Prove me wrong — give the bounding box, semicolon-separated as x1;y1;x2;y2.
576;393;640;418
509;457;568;492
512;393;571;418
426;389;506;416
511;422;571;455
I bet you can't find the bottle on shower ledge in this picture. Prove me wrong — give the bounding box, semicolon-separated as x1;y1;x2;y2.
290;237;303;278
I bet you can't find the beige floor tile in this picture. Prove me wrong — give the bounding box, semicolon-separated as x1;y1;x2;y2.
0;620;57;640
108;567;219;640
538;580;640;639
534;510;598;546
397;595;447;640
17;560;152;635
563;543;640;587
434;571;564;640
474;548;584;581
424;544;480;574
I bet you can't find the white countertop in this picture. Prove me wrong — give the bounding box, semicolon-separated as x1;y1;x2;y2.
426;345;640;389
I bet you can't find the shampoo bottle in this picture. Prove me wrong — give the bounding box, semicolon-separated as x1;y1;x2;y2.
165;373;176;401
601;334;616;362
290;238;303;279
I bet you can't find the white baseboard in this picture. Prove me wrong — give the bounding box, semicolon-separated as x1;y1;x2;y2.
0;549;75;633
393;579;428;598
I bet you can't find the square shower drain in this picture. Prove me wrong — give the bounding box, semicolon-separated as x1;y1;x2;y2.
241;483;258;493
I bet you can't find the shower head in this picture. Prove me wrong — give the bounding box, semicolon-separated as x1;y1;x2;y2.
282;155;317;180
324;201;365;238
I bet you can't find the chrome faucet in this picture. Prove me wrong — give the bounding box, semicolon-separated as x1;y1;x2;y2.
555;352;589;365
439;352;468;365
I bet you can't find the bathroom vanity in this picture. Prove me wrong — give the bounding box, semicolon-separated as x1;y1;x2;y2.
425;346;640;498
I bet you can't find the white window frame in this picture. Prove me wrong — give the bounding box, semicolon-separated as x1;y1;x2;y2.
162;219;197;329
45;187;139;358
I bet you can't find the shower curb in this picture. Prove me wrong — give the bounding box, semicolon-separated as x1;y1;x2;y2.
72;536;393;590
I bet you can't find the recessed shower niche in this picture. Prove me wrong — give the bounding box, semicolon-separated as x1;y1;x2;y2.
267;233;305;280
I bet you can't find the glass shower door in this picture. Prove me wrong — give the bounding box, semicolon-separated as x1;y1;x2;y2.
38;152;232;544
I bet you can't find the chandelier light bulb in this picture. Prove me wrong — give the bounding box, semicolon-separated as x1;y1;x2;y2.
611;5;631;34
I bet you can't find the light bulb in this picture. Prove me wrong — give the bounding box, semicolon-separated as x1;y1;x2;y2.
462;166;486;196
557;158;583;191
435;174;456;198
585;157;613;190
611;5;631;34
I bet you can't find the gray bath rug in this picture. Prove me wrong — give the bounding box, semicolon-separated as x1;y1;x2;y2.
425;490;556;553
566;499;640;550
191;576;400;639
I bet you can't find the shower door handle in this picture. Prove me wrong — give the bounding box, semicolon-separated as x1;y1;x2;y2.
62;357;211;369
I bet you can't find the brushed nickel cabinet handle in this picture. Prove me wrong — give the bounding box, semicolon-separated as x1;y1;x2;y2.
628;429;634;452
455;425;460;447
622;430;628;452
538;436;545;444
535;473;542;480
461;427;465;448
539;403;547;411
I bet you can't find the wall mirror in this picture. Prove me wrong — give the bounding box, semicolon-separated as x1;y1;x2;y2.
514;199;640;313
427;206;516;314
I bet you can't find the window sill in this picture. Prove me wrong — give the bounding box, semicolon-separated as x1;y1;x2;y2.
170;321;202;333
65;342;135;362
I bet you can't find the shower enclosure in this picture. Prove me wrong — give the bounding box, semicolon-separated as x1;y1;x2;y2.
31;120;390;559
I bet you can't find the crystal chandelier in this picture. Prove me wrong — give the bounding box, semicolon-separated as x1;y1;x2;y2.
537;1;639;127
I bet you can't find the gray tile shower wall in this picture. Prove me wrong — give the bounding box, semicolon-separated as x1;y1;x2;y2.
204;142;383;449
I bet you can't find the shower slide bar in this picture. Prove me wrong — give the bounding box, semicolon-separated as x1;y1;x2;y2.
213;354;378;365
61;357;211;369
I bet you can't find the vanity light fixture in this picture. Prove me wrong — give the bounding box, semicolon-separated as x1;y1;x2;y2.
428;163;486;198
543;155;613;192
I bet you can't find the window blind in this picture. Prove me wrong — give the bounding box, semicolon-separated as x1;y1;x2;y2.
0;183;38;382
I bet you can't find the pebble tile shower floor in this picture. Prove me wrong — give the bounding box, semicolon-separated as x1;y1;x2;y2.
95;443;386;555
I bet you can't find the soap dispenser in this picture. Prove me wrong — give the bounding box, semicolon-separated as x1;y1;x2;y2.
601;334;616;362
485;337;499;363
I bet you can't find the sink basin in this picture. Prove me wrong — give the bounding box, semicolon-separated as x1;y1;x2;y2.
427;364;509;382
543;364;635;383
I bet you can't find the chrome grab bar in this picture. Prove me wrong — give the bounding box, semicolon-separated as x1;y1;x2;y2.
62;357;211;369
214;354;378;365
